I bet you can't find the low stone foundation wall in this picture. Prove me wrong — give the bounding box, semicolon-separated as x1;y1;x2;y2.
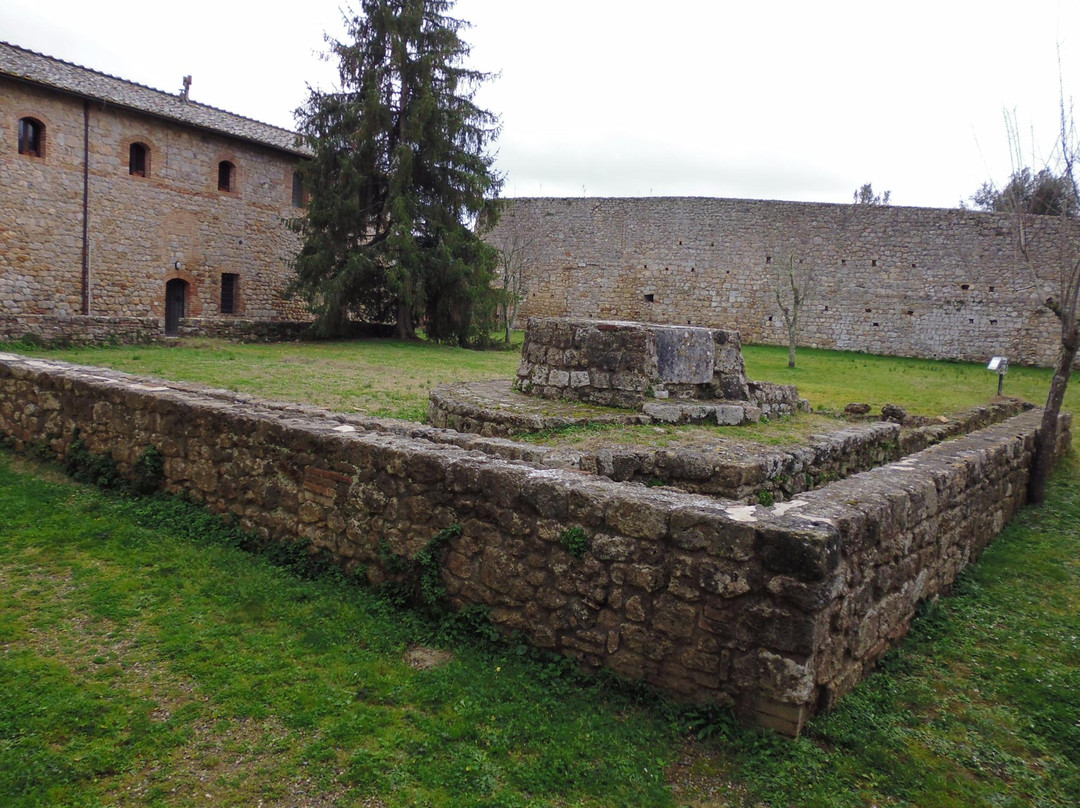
177;318;311;342
0;314;311;346
0;314;163;345
567;399;1032;501
0;353;1069;735
428;387;1029;501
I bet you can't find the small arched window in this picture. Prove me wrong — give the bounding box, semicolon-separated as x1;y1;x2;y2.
218;160;235;192
129;142;149;177
18;117;45;158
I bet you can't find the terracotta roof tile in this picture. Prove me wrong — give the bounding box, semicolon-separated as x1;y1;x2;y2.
0;40;309;156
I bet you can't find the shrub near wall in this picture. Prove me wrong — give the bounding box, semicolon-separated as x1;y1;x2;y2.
0;353;1069;735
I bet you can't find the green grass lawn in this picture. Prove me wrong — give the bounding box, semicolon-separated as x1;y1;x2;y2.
1;449;1077;807
2;337;524;423
2;336;1079;806
6;336;1077;422
741;344;1080;417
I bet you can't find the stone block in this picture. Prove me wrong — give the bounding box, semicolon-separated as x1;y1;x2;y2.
756;522;841;581
548;369;570;387
654;326;714;383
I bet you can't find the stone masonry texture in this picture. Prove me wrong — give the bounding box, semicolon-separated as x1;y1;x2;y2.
0;352;1069;735
485;197;1080;367
511;317;800;421
2;60;309;342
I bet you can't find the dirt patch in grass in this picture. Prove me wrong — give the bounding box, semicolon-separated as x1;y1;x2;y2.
665;739;761;808
404;644;455;671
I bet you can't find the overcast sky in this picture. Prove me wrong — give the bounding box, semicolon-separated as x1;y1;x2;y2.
3;0;1077;208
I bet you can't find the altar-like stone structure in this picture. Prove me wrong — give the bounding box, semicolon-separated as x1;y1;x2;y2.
514;317;801;425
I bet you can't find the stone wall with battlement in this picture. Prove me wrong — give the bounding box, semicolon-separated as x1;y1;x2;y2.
0;353;1069;734
486;197;1080;367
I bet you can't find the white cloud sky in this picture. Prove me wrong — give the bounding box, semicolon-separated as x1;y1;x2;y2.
2;0;1077;208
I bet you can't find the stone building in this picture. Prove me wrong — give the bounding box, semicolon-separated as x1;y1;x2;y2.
486;197;1079;367
1;41;312;342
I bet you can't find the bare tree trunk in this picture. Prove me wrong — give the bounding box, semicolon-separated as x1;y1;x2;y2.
1028;326;1080;503
394;300;417;341
787;321;798;368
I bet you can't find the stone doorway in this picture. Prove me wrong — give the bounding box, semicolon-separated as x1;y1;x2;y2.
165;278;188;336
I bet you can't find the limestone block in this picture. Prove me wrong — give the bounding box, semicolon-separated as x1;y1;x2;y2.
654;326;714;383
713;404;749;426
569;371;590;388
548;369;570;387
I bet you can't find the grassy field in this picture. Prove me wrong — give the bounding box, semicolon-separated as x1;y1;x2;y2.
2;337;522;423
0;449;1077;807
6;336;1078;422
1;337;1079;806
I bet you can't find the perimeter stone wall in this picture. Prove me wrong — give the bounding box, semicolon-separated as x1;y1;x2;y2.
486;197;1080;367
0;353;1069;735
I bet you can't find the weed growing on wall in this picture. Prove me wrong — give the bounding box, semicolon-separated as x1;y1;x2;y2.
378;524;463;611
559;525;589;559
64;429;125;489
131;445;164;495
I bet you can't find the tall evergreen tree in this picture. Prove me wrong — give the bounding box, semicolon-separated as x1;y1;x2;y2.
290;0;502;343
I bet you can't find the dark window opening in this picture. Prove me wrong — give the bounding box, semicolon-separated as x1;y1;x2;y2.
960;283;970;291
871;259;877;267
18;117;44;157
291;171;307;207
765;256;772;264
989;285;995;292
129;142;148;177
218;160;235;192
644;293;655;303
990;319;998;325
221;273;239;314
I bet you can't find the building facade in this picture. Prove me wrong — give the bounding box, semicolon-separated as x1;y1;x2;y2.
1;41;311;343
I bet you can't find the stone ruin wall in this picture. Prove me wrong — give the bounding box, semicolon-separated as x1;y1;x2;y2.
486;197;1080;367
512;317;801;421
0;353;1070;734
